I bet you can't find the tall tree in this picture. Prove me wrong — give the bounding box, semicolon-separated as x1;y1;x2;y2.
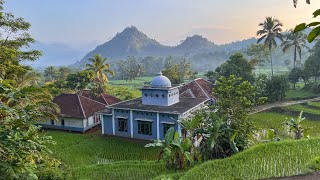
44;66;58;82
282;30;308;69
86;54;115;83
245;44;269;73
257;17;283;76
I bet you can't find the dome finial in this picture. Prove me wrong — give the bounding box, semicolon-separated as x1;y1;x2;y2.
150;71;171;88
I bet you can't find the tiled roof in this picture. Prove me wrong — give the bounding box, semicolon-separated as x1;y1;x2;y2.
53;94;107;119
179;78;215;99
79;90;121;105
110;98;207;114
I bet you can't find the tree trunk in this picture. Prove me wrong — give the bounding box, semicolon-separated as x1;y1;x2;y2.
294;45;297;69
270;49;274;76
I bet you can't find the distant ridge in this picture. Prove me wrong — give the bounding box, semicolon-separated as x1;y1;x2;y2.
75;26;255;67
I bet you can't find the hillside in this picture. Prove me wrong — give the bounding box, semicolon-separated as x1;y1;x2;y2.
74;26;256;68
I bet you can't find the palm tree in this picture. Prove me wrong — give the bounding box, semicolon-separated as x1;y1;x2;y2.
293;0;310;8
282;30;309;69
86;54;115;83
257;17;284;76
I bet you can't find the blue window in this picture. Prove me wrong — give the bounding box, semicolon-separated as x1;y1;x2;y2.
163;124;174;136
118;118;128;132
138;121;152;135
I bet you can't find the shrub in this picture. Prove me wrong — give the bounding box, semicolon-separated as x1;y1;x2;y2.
265;74;290;102
306;156;320;171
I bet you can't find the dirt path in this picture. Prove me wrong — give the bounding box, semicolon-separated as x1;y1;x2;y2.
251;97;320;115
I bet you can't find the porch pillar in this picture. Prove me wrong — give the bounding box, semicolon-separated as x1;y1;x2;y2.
112;109;115;135
157;112;160;140
130;110;133;138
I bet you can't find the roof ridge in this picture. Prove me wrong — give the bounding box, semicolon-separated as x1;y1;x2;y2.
100;93;109;105
77;94;87;119
194;80;210;99
195;78;213;85
79;95;108;106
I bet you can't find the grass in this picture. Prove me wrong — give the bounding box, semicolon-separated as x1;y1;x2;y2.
45;131;177;179
182;138;320;180
286;104;320;115
285;89;320;100
70;161;168;180
250;112;320;138
308;101;320;108
109;77;153;88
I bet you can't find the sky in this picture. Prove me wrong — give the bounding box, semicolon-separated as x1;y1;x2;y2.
4;0;320;47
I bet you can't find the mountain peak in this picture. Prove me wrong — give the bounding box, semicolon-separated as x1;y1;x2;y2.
177;34;215;50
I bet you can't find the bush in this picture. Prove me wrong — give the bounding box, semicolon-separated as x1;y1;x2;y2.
37;166;66;180
304;82;320;94
265;74;290;102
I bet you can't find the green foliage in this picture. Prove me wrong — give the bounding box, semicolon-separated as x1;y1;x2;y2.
257;17;283;75
294;9;320;43
245;44;269;70
306;156;320;171
264;74;290;102
0;82;62;179
64;70;95;91
162;58;193;84
105;85;141;100
86;54;115;83
282;30;308;69
213;75;257;151
288;67;303;88
46;131;163;179
145;127;193;170
182;138;320;179
215;53;255;82
283;111;305;139
304;40;320;83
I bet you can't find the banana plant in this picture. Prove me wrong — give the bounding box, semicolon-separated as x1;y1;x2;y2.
283;111;305;139
145;127;193;169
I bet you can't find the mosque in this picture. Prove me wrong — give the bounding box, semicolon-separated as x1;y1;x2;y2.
101;73;215;140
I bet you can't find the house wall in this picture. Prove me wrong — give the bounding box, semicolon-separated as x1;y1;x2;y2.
38;114;102;132
37;117;85;132
132;110;157;140
102;114;113;135
159;113;179;139
114;110;131;137
141;87;179;106
102;109;180;140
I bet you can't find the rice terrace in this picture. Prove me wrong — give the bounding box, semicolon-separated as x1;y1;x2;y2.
2;0;320;180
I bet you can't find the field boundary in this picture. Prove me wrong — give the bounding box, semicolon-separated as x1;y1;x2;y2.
251;97;320;115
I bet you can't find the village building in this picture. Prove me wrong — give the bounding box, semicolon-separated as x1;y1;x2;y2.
101;73;215;140
38;92;120;132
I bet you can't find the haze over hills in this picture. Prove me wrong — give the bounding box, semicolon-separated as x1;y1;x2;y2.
32;26;313;71
74;26;255;68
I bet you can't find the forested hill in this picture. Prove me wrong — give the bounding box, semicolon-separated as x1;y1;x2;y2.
73;26;258;68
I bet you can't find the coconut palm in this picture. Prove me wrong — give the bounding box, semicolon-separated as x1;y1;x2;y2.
257;17;284;76
86;54;115;83
282;30;309;69
293;0;310;8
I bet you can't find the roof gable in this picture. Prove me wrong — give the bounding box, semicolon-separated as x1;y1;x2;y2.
179;78;214;99
79;90;121;105
53;93;108;119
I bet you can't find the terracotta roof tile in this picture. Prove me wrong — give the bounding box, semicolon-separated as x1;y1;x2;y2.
79;90;121;105
179;78;215;99
53;93;108;119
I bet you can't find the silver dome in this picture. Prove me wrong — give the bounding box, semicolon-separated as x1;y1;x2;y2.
150;72;172;88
